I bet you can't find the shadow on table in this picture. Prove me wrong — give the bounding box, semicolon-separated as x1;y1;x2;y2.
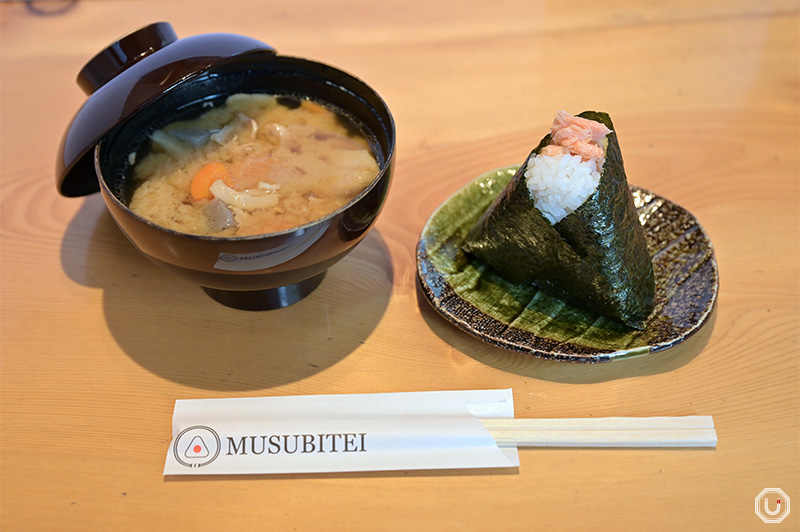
164;466;522;482
417;283;716;384
60;195;393;391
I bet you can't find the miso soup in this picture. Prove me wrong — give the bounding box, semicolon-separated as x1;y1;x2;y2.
128;93;380;237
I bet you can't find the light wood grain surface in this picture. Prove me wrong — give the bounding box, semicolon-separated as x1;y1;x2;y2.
1;0;798;530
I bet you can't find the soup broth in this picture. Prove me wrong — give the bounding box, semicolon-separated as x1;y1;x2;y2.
128;93;380;237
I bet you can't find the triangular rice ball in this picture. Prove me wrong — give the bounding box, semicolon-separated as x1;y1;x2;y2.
462;111;655;329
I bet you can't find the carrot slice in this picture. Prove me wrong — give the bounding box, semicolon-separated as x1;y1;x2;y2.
190;161;232;200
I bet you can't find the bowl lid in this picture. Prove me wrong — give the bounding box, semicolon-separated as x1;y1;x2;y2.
57;22;275;197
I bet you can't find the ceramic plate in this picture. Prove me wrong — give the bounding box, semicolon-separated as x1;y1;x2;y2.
416;166;718;363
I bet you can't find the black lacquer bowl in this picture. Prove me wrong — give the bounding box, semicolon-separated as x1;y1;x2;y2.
57;23;395;310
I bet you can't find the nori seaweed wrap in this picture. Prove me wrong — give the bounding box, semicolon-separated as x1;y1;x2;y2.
462;111;655;329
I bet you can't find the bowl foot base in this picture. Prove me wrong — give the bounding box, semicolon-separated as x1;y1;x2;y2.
202;272;326;310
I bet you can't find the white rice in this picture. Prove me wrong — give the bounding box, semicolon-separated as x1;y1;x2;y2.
524;153;602;224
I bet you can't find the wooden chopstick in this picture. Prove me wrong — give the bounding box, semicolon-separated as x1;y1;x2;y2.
480;416;717;448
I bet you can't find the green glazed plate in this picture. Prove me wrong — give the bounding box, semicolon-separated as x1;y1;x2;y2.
416;166;719;363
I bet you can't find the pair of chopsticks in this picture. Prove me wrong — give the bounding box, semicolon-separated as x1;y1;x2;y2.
480;416;717;448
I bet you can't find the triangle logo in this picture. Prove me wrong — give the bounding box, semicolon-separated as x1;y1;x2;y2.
184;435;210;458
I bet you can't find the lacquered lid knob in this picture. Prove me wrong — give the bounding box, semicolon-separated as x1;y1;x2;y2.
76;22;178;94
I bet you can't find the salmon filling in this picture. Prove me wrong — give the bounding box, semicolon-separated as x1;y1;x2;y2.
524;111;613;224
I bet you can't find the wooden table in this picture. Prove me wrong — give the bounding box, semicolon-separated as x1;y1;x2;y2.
1;1;798;530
